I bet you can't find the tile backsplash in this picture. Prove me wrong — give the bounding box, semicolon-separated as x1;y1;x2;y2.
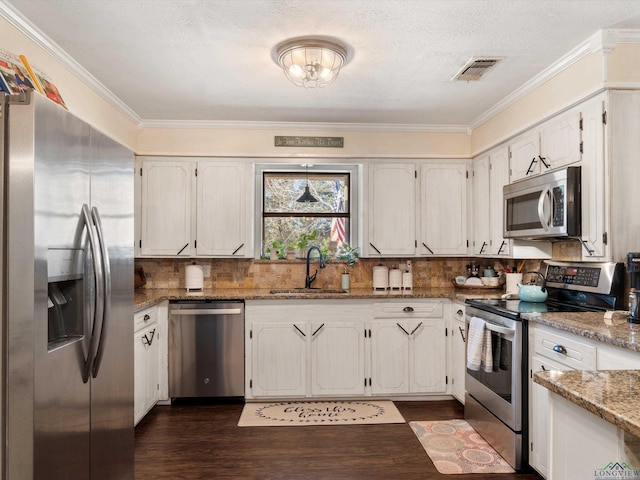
135;257;497;290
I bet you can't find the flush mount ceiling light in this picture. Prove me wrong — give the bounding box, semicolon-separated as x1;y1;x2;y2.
296;164;318;203
276;39;347;88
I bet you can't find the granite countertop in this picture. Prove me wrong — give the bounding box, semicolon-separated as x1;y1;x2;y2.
521;310;640;353
134;286;501;310
534;369;640;438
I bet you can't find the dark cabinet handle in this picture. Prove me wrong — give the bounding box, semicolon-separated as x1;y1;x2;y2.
396;323;410;336
143;314;150;322
479;241;487;254
142;329;156;347
422;243;434;254
526;157;537;175
293;324;306;337
541;365;547;371
176;243;189;255
497;240;506;254
539;155;550;168
312;324;325;337
456;309;463;316
458;326;466;343
580;239;595;256
553;344;567;355
369;243;381;254
410;322;423;335
403;306;414;313
232;243;244;255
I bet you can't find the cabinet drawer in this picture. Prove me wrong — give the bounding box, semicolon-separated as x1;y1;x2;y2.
373;301;444;318
134;305;158;332
534;328;596;370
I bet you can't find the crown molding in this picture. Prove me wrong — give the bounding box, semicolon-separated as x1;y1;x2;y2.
0;1;142;125
138;119;468;133
468;28;640;132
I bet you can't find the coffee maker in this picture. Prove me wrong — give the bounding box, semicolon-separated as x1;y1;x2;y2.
627;253;640;323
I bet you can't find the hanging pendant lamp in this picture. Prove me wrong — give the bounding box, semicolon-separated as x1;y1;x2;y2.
296;164;318;203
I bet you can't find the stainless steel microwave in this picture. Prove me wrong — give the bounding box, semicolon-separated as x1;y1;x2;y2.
503;166;581;239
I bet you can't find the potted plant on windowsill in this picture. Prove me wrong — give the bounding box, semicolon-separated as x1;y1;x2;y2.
293;231;317;259
337;243;359;290
269;241;287;260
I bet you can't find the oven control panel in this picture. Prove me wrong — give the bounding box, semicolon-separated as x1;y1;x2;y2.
545;265;600;287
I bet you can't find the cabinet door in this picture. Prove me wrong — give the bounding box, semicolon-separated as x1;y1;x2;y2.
370;321;409;394
489;146;511;256
580;97;608;260
365;163;416;256
250;322;307;398
310;321;365;396
529;354;569;478
420;163;468;255
472;155;491;255
134;323;159;425
410;319;447;393
451;309;466;403
196;161;250;257
509;130;540;182
140;160;194;256
540;110;582;171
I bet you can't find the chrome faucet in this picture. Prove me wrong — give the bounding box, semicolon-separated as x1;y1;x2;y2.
305;246;326;288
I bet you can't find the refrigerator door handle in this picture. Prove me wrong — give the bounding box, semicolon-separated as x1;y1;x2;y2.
81;204;104;383
91;206;111;378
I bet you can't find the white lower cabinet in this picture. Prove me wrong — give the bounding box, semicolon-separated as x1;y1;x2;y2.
246;298;451;400
134;305;161;425
369;318;446;395
246;300;370;399
250;321;308;398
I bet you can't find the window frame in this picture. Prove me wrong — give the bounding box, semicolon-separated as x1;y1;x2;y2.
254;163;360;259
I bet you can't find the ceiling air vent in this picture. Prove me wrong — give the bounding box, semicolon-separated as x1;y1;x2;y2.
453;57;502;81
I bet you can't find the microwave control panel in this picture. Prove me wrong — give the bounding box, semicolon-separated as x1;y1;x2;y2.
552;186;564;227
546;265;600;287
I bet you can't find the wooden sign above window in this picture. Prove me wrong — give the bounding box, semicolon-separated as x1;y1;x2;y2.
274;136;344;148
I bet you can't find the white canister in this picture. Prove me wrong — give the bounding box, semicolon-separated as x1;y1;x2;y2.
373;266;389;290
402;271;413;290
389;268;403;290
505;273;523;294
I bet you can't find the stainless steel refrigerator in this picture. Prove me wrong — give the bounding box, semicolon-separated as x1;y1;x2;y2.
1;92;134;479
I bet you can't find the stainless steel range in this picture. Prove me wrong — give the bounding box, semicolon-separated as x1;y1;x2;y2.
464;260;624;470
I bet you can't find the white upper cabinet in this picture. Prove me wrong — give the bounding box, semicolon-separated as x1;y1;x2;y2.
579;94;608;261
420;162;468;255
196;162;250;256
140;160;194;256
509;109;582;182
364;161;469;257
472;146;512;257
364;163;417;256
137;157;252;257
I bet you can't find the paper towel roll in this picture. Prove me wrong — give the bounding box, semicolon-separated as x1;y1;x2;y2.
373;266;389;290
185;264;204;291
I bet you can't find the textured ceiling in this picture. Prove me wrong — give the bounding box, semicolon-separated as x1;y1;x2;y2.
4;0;640;127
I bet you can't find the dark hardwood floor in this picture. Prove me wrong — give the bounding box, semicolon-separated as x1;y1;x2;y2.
135;400;542;480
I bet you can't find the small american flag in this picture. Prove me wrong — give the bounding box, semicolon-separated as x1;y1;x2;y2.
330;181;346;247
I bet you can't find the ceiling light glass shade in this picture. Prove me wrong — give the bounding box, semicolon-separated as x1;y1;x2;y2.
277;39;346;88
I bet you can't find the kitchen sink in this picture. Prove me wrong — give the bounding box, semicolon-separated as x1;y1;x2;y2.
269;288;349;295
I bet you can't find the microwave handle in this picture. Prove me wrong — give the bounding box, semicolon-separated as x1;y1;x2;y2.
537;187;552;231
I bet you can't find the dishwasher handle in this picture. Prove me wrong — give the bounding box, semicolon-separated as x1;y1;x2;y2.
171;308;243;316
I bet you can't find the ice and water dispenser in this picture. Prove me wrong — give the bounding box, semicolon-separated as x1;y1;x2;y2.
47;248;85;351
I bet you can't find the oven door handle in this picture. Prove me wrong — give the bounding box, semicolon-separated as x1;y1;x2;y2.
485;322;515;337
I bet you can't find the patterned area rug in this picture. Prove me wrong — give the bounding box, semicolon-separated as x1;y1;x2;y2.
410;419;515;474
238;400;405;427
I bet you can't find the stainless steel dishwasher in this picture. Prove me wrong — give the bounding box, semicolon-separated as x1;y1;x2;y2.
169;301;244;399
